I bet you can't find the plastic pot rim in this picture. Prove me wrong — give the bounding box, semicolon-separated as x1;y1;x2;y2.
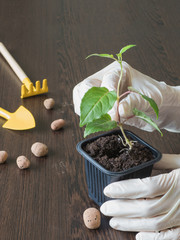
76;129;162;176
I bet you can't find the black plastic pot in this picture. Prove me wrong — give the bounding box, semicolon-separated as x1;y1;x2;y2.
76;130;162;206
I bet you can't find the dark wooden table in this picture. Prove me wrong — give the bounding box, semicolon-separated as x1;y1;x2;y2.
0;1;179;239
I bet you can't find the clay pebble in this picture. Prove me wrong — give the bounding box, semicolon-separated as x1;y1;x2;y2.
16;156;30;169
44;98;55;110
51;119;65;131
31;142;48;157
0;151;8;164
83;208;101;229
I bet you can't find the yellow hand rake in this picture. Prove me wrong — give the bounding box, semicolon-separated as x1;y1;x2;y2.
0;42;48;98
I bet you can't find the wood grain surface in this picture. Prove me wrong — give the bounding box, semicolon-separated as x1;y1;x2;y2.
0;0;179;239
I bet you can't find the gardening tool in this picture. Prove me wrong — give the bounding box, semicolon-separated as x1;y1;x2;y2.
0;42;48;98
0;106;35;130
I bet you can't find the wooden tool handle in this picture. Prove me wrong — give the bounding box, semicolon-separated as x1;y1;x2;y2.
0;42;28;82
0;107;10;120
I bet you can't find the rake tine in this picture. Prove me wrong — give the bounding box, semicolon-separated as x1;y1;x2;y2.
42;79;48;90
21;85;27;97
35;80;41;92
29;83;33;93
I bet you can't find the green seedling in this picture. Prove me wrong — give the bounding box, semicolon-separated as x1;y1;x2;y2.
80;45;163;149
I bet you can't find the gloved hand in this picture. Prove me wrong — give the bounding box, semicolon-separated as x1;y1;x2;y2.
100;154;180;240
73;61;180;132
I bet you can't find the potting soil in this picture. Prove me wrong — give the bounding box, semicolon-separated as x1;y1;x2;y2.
83;134;153;172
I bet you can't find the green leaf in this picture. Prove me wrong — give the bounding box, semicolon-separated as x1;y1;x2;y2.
119;44;136;55
128;87;159;119
141;95;159;119
84;114;117;137
86;53;115;60
116;53;122;61
80;87;117;127
133;108;163;136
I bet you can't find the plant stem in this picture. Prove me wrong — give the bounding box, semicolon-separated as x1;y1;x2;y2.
116;57;133;149
118;123;133;149
117;59;123;101
119;90;131;100
116;58;123;123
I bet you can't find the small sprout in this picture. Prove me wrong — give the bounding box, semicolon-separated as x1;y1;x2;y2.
79;45;162;149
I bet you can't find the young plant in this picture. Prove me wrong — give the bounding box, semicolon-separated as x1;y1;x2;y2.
79;45;162;149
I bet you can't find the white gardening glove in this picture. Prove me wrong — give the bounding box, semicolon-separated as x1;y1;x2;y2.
73;61;180;132
100;154;180;240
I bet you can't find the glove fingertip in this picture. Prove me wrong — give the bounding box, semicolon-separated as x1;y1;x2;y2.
109;217;116;228
109;217;121;230
100;203;106;215
136;232;143;240
103;185;110;196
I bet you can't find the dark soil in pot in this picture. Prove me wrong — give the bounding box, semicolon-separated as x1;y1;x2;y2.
83;134;153;172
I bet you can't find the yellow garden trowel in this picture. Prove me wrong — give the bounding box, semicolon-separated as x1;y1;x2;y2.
0;42;48;98
0;106;35;130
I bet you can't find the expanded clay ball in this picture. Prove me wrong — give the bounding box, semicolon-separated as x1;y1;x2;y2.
0;151;8;164
51;119;65;131
44;98;55;110
16;156;30;169
83;208;101;229
31;142;48;157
